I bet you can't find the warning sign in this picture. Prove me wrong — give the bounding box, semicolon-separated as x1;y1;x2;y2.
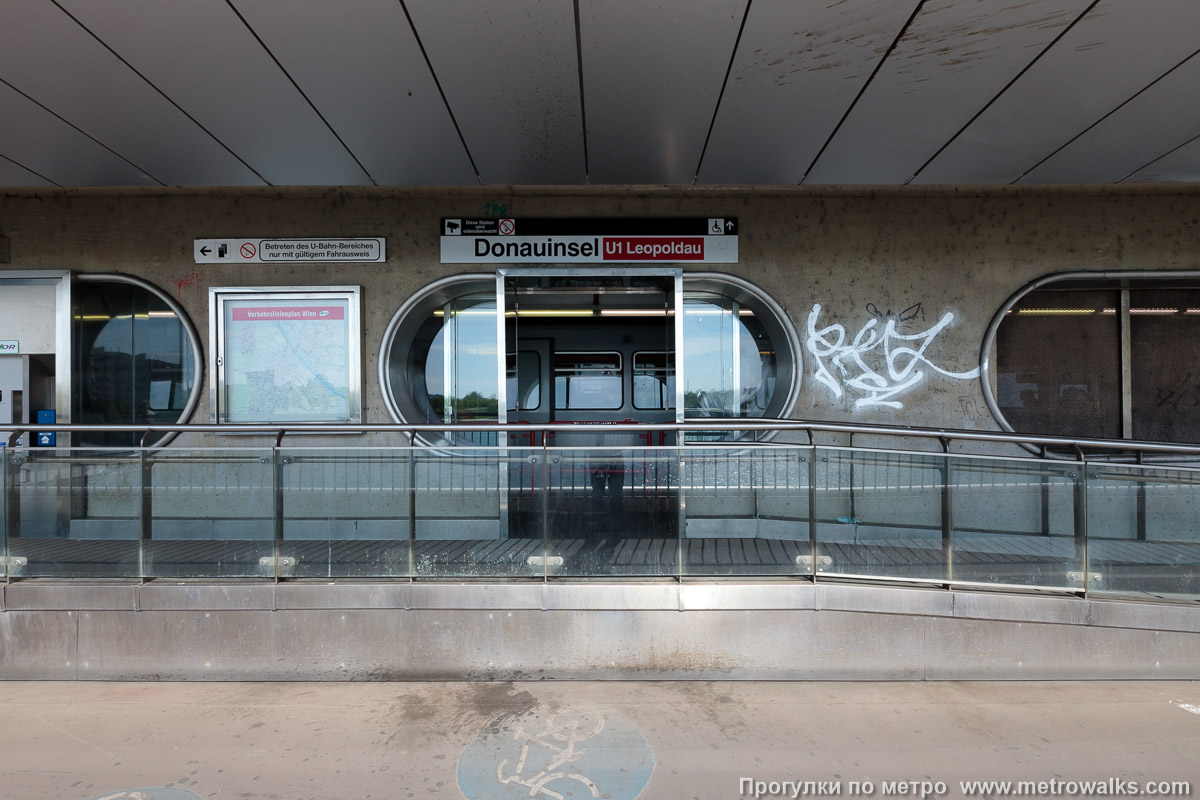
195;238;385;264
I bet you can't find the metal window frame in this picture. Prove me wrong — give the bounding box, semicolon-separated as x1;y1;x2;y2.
980;270;1200;441
378;270;802;437
496;267;685;425
208;285;362;426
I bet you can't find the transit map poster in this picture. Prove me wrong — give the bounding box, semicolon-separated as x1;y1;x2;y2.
220;297;353;423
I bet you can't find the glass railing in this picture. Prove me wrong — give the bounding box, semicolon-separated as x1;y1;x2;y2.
3;423;1199;602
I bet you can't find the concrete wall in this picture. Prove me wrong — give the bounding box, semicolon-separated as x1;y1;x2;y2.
3;184;1199;436
2;582;1198;680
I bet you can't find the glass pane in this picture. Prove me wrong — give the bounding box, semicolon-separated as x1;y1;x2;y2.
1130;288;1200;442
425;296;499;445
1087;463;1200;601
222;297;352;423
633;352;674;410
553;352;622;411
412;447;539;577
681;446;811;576
682;298;775;419
815;448;948;582
5;449;140;578
73;282;195;447
506;351;541;413
145;449;274;578
948;456;1078;588
281;448;411;578
547;447;679;577
996;289;1120;438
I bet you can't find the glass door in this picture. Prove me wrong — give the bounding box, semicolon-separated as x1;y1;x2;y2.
497;268;682;569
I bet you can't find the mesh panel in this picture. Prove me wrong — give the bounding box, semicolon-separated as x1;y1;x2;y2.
996;289;1121;439
1130;289;1200;442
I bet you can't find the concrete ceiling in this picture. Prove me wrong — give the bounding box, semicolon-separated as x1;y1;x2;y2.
2;0;1199;188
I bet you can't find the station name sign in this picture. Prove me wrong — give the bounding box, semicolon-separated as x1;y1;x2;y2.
440;218;738;264
194;238;385;264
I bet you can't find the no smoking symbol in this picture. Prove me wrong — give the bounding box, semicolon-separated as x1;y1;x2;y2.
498;219;515;235
240;242;257;259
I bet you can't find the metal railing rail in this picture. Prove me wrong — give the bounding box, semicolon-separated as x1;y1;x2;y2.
3;419;1199;601
6;418;1200;458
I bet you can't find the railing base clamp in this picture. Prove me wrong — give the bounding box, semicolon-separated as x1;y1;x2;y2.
259;556;298;576
1067;571;1103;586
527;556;563;568
797;555;832;570
0;556;27;568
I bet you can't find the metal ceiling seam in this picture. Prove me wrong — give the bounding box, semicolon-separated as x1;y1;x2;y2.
691;0;754;186
0;152;60;187
0;76;165;187
1016;46;1200;185
396;0;481;184
1119;129;1200;184
904;0;1103;185
573;0;591;182
799;0;928;186
46;0;271;187
223;0;376;187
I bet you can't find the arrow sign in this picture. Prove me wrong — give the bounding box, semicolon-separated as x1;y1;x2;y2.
200;246;211;256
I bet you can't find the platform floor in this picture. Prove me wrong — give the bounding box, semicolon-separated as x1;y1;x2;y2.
0;681;1197;800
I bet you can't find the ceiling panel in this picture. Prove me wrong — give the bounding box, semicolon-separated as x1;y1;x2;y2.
805;0;1090;184
1125;136;1200;183
1;0;262;187
579;0;747;184
0;82;158;186
406;0;584;185
230;0;476;185
0;155;54;187
697;0;918;184
56;0;372;186
914;0;1200;184
1020;51;1200;183
408;0;580;184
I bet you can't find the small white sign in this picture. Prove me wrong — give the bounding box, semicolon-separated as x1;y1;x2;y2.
195;238;385;264
0;340;18;354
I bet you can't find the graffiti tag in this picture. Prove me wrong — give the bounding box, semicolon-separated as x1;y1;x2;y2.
806;303;980;410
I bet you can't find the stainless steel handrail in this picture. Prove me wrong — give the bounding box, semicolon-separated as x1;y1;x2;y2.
7;419;1200;456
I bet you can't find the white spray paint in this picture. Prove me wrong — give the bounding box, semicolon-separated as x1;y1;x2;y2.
806;303;980;410
1176;702;1200;715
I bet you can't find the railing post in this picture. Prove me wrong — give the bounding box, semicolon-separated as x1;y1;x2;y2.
407;431;416;579
5;431;23;557
541;429;549;581
272;439;283;582
675;443;685;581
139;448;152;580
807;431;817;580
940;437;953;584
1073;445;1088;595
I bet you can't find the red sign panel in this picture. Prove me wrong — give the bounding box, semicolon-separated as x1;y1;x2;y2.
601;237;704;261
231;306;345;321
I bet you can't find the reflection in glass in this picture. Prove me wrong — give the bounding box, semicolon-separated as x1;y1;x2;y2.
73;281;195;447
682;297;776;418
420;295;498;444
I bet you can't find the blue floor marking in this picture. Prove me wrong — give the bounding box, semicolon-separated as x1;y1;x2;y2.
459;704;654;799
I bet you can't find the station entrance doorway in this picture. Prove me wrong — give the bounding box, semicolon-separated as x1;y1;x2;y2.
499;269;682;543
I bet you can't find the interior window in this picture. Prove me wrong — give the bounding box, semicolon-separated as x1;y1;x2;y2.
553;352;622;410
